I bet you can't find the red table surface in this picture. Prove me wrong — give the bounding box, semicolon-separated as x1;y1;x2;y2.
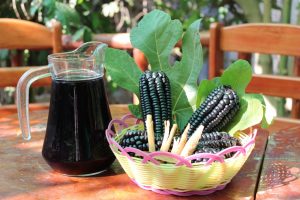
0;104;268;200
256;126;300;200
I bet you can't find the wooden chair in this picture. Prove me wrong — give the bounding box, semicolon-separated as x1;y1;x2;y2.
0;18;62;87
209;22;300;119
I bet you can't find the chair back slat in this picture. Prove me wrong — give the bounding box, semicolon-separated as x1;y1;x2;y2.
247;74;300;100
220;24;300;56
0;67;51;87
0;19;56;50
0;19;62;88
209;22;300;119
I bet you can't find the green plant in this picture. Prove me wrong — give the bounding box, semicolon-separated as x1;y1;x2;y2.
197;60;274;134
105;10;273;134
105;10;202;130
154;0;246;30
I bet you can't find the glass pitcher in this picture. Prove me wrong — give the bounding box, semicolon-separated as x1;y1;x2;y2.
17;42;115;176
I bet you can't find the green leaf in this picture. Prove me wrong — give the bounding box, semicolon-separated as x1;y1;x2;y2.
196;60;271;134
54;2;81;32
130;9;182;71
128;104;142;119
220;60;252;97
173;107;194;131
83;26;92;42
166;19;203;130
225;94;264;135
42;0;56;17
105;10;203;127
72;26;92;42
72;28;85;41
196;77;220;107
104;48;142;97
252;94;275;128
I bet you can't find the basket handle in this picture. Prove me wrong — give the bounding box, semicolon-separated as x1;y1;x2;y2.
107;119;128;136
121;114;143;125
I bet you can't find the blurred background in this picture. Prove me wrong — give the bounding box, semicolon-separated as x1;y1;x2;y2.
0;0;299;117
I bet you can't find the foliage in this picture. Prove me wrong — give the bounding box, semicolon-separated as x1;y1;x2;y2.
0;0;15;18
105;48;142;96
106;10;272;133
196;60;274;135
105;10;203;130
0;0;297;116
0;0;247;67
99;0;246;31
154;0;246;30
130;10;183;70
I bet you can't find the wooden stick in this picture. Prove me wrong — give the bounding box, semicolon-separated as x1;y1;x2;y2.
171;123;190;155
161;120;170;147
166;124;177;149
160;123;177;152
146;115;155;152
180;125;204;157
171;137;180;153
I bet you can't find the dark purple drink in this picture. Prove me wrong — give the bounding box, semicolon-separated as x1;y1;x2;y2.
42;76;115;175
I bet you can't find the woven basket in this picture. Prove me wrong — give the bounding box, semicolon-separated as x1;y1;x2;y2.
105;114;256;196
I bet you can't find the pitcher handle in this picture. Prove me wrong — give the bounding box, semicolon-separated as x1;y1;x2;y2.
16;66;51;140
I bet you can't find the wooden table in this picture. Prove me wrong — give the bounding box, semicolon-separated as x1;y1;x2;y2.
256;126;300;200
0;104;268;200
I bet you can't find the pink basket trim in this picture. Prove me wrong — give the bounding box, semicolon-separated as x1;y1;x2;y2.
124;147;160;165
106;131;133;162
244;137;255;150
105;129;115;141
148;151;193;167
107;119;128;136
185;153;225;165
121;114;143;125
218;146;246;156
106;115;257;166
232;129;257;158
131;178;227;196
